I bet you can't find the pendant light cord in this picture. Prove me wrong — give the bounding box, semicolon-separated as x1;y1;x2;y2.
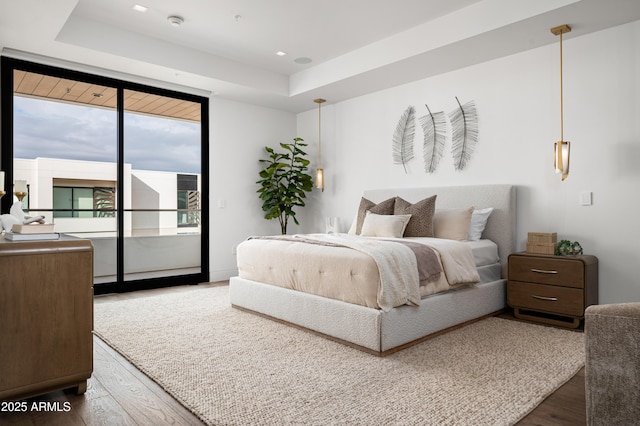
560;30;564;142
317;102;322;166
313;98;326;166
551;24;570;141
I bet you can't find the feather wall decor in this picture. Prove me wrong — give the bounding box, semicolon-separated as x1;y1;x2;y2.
392;106;416;173
448;97;479;171
419;104;447;173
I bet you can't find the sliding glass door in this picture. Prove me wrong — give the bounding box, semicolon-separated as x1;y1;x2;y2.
122;89;203;281
1;57;209;293
10;66;119;285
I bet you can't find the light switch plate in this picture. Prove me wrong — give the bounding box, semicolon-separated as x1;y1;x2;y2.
580;191;592;206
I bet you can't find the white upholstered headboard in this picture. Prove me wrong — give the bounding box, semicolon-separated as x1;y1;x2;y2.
363;184;516;278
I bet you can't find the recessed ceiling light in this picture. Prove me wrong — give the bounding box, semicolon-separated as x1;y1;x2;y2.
132;4;148;13
294;57;312;64
167;15;184;27
276;51;287;57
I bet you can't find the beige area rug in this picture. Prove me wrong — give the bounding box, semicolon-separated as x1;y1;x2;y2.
94;286;585;426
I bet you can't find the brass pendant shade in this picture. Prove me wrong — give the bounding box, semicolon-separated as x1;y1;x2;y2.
554;140;570;180
314;98;326;191
551;24;571;181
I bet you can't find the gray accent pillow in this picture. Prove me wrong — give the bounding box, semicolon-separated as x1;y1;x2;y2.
394;195;437;237
355;197;396;235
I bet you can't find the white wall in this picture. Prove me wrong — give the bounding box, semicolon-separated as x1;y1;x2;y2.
295;20;640;304
208;97;296;281
131;170;177;231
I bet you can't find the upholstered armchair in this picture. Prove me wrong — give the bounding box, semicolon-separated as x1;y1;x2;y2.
584;303;640;426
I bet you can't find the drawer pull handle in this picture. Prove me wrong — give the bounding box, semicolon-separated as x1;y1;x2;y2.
532;295;558;302
531;268;558;274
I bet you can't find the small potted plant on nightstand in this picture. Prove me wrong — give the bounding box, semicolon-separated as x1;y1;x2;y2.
556;240;583;256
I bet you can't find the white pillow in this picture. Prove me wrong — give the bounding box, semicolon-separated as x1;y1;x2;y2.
468;207;494;241
360;212;411;238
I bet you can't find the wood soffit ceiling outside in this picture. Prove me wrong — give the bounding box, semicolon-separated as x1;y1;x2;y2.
13;70;201;123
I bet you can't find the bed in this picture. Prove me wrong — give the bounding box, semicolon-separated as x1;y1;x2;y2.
230;184;516;355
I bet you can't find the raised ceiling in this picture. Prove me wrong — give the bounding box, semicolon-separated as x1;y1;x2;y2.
1;0;640;113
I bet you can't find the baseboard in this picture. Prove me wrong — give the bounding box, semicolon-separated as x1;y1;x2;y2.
208;268;237;282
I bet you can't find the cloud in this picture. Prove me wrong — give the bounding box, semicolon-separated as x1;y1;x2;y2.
14;96;201;174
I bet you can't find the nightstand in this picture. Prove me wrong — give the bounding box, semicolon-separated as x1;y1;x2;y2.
507;252;598;328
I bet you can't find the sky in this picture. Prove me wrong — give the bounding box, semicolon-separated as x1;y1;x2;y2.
13;96;201;174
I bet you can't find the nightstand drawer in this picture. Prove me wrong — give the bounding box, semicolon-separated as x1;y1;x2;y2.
507;281;584;316
509;256;584;288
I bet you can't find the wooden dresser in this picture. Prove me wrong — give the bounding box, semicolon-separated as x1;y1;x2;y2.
507;252;598;328
0;235;94;401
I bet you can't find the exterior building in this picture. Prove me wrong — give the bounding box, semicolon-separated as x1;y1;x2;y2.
13;157;201;282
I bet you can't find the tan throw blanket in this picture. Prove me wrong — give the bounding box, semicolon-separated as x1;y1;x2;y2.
249;234;441;312
404;237;481;287
380;239;442;286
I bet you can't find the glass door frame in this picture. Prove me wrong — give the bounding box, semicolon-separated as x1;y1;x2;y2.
1;57;210;293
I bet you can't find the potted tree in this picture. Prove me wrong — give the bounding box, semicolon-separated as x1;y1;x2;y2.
257;137;314;234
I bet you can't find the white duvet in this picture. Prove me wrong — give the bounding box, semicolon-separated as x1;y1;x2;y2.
237;234;481;311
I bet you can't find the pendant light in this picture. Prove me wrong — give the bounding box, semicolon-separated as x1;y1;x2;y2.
551;24;571;181
314;98;326;191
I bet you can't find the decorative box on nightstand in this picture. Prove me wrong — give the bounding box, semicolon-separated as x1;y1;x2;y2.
507;252;598;328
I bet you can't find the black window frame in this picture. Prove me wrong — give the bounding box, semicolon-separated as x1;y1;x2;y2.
1;56;210;294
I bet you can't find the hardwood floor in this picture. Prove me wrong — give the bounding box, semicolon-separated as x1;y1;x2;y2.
0;283;586;425
519;368;586;426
